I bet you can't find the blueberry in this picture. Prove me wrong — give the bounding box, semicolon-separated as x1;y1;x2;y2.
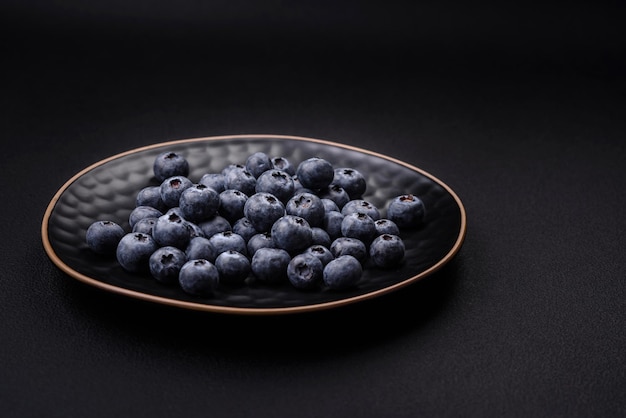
186;221;206;239
318;184;350;210
341;212;377;246
341;199;380;221
215;250;251;285
287;253;324;290
178;184;220;223
323;255;362;290
245;151;273;178
232;217;259;242
153;151;189;183
285;192;325;227
387;194;425;228
218;189;248;224
152;212;192;249
116;232;158;273
159;176;193;208
271;215;313;254
185;236;215;262
250;247;291;284
303;245;334;266
374;218;400;236
247;232;275;255
295;157;334;190
323;210;344;241
131;217;157;235
178;259;219;297
224;167;256;196
208;231;247;257
311;227;331;248
129;205;163;229
149;246;187;284
243;192;286;233
329;237;367;263
369;234;405;268
221;163;246;176
255;169;295;204
198;215;231;238
136;186;167;212
321;198;340;213
199;173;226;193
86;220;125;255
333;167;366;200
271;156;296;176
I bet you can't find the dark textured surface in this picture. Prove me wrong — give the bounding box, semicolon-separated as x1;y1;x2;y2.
44;135;464;312
2;1;626;417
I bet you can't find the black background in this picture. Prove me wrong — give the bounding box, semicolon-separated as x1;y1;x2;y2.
2;1;625;417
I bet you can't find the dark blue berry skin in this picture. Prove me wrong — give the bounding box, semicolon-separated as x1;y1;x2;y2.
292;176;316;195
185;236;215;262
285;192;325;228
341;212;377;246
318;184;350;210
232;217;259;242
178;259;219;296
287;254;324;290
179;184;220;223
311;227;331;248
333;168;366;200
303;245;334;266
136;186;167;212
152;213;192;249
86;220;125;255
321;198;340;213
116;232;158;273
129;206;163;229
341;199;381;221
224;168;256;196
244;192;286;233
251;247;291;284
215;250;251;285
323;210;345;241
330;237;368;263
149;246;187;284
271;156;296;176
255;169;295;204
132;217;157;235
199;173;226;193
271;215;313;254
160;176;193;208
245;152;273;178
387;194;425;228
374;218;400;236
153;151;189;183
218;189;248;224
369;234;405;268
296;157;334;190
323;255;362;290
208;231;248;257
198;215;231;238
247;232;276;255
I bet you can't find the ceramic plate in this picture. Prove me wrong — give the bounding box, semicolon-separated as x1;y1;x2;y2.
42;134;466;315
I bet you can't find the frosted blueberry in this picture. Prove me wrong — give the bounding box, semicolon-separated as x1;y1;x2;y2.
271;215;313;254
330;237;367;263
341;199;380;221
287;254;324;290
116;232;158;273
369;234;405;268
387;194;425;228
86;220;125;255
153;151;189;183
244;192;286;233
251;247;291;284
323;255;362;290
178;259;219;296
285;192;325;228
245;152;273;178
295;157;334;190
332;168;366;200
179;184;220;223
149;246;187;284
215;250;251;285
129;205;163;229
159;176;193;208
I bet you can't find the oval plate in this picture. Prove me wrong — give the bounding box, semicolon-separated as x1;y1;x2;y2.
42;134;466;315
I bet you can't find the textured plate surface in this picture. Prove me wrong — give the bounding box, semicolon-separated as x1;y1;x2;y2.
42;134;466;315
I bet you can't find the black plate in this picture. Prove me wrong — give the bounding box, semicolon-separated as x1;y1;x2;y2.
42;134;466;315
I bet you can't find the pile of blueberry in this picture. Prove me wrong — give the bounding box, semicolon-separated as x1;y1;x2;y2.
85;150;425;297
